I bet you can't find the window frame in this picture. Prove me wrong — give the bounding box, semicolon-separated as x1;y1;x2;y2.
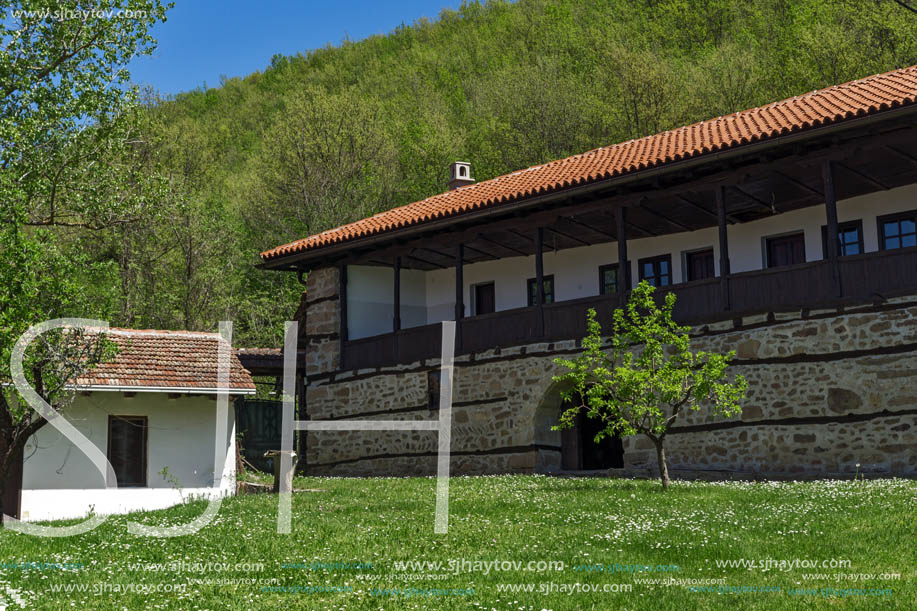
107;415;148;488
471;281;496;316
820;219;864;258
637;254;673;287
762;230;806;269
877;210;917;251
682;247;716;282
526;274;555;306
598;263;619;295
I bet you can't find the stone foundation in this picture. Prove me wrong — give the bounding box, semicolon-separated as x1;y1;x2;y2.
303;267;917;479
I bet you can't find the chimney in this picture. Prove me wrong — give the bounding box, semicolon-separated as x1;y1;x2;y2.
448;161;474;190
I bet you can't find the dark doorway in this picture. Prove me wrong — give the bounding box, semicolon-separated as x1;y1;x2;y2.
560;401;624;470
107;416;148;487
685;248;715;281
580;412;624;469
473;282;495;315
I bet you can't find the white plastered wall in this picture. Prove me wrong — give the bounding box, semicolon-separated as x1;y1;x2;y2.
21;392;236;522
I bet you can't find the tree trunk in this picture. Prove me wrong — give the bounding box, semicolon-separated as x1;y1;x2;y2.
0;441;23;522
0;424;28;522
654;438;670;490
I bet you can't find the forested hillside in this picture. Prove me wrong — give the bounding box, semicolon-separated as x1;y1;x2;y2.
92;0;917;346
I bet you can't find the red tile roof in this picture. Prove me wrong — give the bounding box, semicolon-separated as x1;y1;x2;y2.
261;64;917;263
75;329;255;394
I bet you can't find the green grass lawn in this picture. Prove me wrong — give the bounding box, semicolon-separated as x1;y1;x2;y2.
1;475;914;610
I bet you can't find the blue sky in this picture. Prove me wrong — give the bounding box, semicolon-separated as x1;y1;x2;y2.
129;1;462;96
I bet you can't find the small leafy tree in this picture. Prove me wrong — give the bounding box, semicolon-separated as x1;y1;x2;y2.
0;0;169;519
553;282;747;490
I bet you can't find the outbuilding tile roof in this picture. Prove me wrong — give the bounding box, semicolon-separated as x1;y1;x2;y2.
261;63;917;262
75;329;255;394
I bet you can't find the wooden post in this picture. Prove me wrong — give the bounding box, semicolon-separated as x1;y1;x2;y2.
716;186;731;310
297;374;307;474
822;160;843;297
338;263;348;370
535;226;545;337
823;160;839;260
392;256;401;362
455;244;464;351
393;256;401;332
615;206;629;298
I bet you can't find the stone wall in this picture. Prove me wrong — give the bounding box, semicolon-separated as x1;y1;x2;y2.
303;267;917;478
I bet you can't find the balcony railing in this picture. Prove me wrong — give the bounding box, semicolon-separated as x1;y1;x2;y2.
342;246;917;370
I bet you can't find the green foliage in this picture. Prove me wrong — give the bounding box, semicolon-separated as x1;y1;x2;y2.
553;282;747;487
0;1;168;489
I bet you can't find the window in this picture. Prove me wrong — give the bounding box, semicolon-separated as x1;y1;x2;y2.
684;248;715;281
765;232;806;268
598;264;619;295
879;211;917;250
107;416;147;487
821;220;864;257
472;282;495;315
638;255;672;287
526;275;554;306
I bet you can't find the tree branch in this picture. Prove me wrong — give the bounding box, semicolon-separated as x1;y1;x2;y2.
892;0;917;15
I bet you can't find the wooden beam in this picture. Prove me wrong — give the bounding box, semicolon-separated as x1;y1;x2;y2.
638;200;694;232
731;185;775;213
822;160;843;298
462;242;501;261
885;144;917;165
563;215;617;239
623;215;657;238
413;246;456;263
835;161;889;191
455;244;464;316
455;243;464;350
474;233;528;256
616;206;629;292
773;169;823;197
404;253;447;270
507;228;535;244
339;263;348;347
546;226;591;247
716;186;730;311
674;193;725;223
393;257;401;332
535;227;545;336
822;161;839;261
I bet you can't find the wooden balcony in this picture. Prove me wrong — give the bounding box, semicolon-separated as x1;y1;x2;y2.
342;246;917;370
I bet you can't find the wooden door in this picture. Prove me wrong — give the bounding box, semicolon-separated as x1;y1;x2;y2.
686;249;715;281
474;283;495;315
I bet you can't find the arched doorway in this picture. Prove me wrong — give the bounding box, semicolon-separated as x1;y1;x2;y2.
534;381;624;472
560;405;624;470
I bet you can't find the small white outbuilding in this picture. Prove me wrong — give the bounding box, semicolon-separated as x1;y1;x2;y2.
20;328;256;522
